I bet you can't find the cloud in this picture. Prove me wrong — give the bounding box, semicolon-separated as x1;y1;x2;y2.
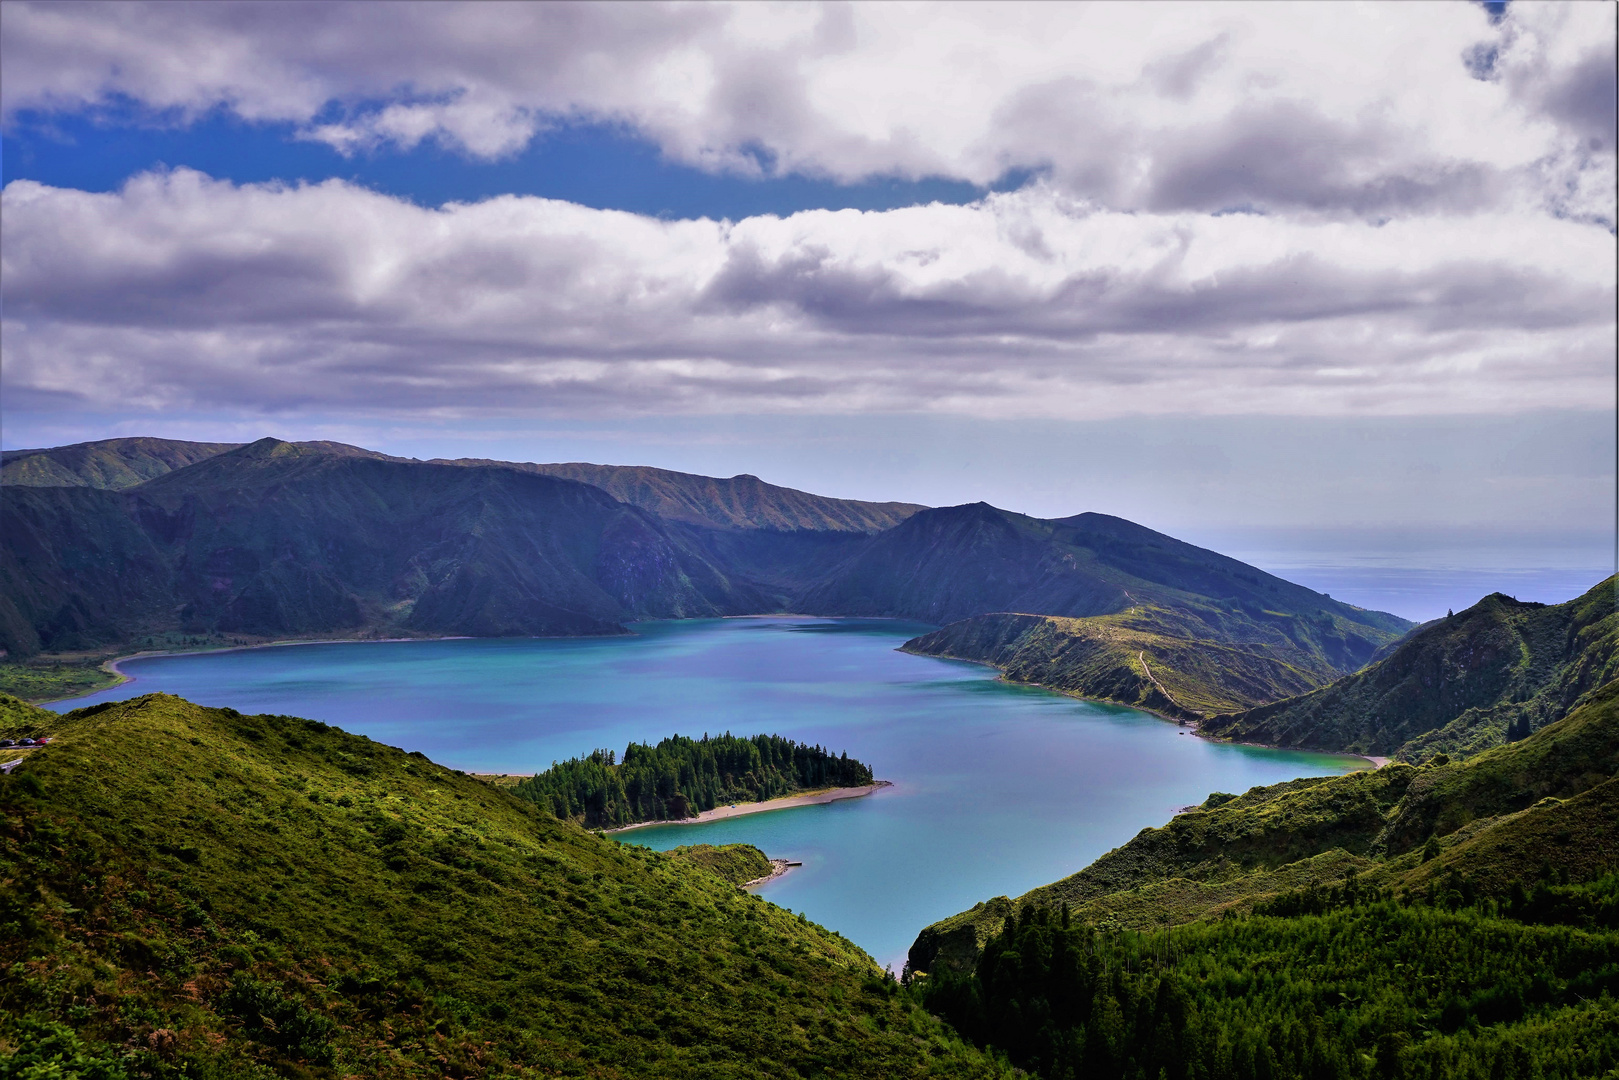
2;169;1611;421
2;1;1612;222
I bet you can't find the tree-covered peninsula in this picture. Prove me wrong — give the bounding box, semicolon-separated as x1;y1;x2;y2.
513;733;875;828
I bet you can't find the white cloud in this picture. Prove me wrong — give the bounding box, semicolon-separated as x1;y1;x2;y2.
2;1;1612;222
2;169;1611;421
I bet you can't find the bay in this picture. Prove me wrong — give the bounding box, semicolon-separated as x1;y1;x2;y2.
53;617;1369;969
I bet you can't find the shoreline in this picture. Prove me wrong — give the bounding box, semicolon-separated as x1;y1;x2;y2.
605;781;893;834
901;646;1389;770
741;858;798;889
43;634;485;705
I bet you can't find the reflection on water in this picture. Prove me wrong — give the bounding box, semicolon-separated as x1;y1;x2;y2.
55;617;1368;968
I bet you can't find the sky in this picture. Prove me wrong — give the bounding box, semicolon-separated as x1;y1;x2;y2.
1;0;1615;618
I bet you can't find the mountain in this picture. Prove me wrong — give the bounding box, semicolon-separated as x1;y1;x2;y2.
0;436;241;489
1201;577;1619;761
0;437;1411;727
438;459;923;534
0;437;768;654
0;692;1006;1078
876;506;1411;715
902;608;1336;719
908;675;1619;980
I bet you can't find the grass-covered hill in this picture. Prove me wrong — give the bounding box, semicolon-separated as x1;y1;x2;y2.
902;606;1342;721
1202;577;1619;761
909;676;1619;979
0;437;243;490
807;506;1406;654
0;692;1009;1079
0;437;772;655
891;510;1413;718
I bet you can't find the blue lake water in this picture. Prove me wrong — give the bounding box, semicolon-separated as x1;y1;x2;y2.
54;617;1369;969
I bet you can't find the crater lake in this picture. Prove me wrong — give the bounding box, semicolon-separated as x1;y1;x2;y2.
53;617;1371;968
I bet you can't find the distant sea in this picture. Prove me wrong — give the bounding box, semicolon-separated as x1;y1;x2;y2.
1212;536;1614;624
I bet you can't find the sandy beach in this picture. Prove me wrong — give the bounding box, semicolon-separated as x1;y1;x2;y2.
606;780;892;834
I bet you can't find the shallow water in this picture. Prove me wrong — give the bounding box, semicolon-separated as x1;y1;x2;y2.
55;617;1368;969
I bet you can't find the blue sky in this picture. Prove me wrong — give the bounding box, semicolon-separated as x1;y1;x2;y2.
2;106;1007;218
1;1;1613;618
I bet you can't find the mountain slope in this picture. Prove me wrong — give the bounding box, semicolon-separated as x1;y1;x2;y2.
0;438;767;654
0;437;241;490
908;677;1619;978
0;693;1006;1078
441;459;924;534
1202;577;1619;760
903;608;1335;719
879;507;1411;715
806;505;1406;664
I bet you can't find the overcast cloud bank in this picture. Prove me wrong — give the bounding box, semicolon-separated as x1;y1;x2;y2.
1;1;1613;426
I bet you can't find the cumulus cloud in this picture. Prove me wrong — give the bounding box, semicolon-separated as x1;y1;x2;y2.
2;170;1611;421
2;1;1613;222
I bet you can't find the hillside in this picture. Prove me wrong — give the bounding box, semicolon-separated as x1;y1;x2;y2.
441;459;923;534
1;437;1410;724
0;437;768;655
908;677;1619;978
903;607;1341;720
0;692;1007;1078
0;437;241;489
887;508;1411;716
1202;577;1619;760
810;505;1405;661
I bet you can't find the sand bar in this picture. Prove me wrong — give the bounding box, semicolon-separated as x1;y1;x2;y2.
606;780;892;834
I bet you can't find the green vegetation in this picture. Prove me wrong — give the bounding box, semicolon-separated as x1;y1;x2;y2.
1204;577;1619;760
906;679;1619;1078
0;693;1007;1078
0;656;122;702
0;436;240;490
3;437;1408;713
904;605;1343;720
0;692;61;738
808;504;1408;661
914;875;1619;1080
447;459;923;534
910;678;1619;975
512;734;875;828
667;844;777;886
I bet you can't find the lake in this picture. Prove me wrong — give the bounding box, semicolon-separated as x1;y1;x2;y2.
53;617;1369;970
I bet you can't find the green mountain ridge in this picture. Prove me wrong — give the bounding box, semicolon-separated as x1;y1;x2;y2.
0;692;1008;1078
1;439;1407;719
908;676;1619;980
1201;576;1619;761
1;437;244;490
441;459;924;534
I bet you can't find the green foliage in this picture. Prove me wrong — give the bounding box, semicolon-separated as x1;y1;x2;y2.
0;660;122;704
912;678;1619;976
814;503;1408;658
0;693;61;739
1204;577;1619;761
915;880;1619;1080
0;692;1006;1078
513;733;874;827
0;437;239;491
666;844;777;886
905;603;1353;720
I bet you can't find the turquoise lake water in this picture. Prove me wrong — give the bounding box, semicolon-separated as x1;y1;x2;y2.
54;617;1369;969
